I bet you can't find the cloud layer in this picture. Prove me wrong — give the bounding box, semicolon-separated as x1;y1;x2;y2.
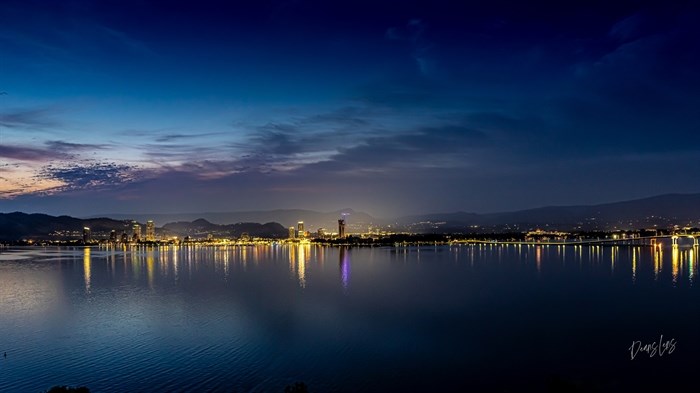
1;1;699;216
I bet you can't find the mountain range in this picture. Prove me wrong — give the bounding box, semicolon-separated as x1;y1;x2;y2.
87;208;376;234
91;193;700;232
3;193;700;240
0;213;287;241
396;193;700;232
161;219;287;239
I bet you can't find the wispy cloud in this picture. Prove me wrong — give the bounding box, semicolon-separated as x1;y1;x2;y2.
0;145;68;161
0;107;62;130
0;186;27;198
98;25;153;56
227;106;386;172
386;19;437;76
45;140;108;151
297;122;491;176
154;132;226;143
609;13;646;43
139;143;230;165
0;1;154;66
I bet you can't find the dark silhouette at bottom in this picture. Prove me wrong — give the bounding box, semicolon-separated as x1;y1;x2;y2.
45;387;90;393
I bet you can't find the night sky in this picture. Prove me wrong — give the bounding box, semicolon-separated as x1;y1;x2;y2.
1;0;699;217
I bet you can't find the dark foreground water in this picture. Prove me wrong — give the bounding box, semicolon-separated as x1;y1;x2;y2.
1;243;699;392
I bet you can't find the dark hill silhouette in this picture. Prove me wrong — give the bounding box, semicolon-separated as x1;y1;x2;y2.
0;213;286;241
162;219;287;238
87;208;376;233
397;193;700;231
4;193;700;239
0;212;132;241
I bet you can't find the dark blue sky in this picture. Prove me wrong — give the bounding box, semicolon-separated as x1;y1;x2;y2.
1;0;699;217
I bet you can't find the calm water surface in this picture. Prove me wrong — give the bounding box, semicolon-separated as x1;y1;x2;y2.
1;244;699;392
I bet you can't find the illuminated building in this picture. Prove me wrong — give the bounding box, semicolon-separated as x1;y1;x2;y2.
83;227;91;243
289;226;296;239
146;220;155;241
120;232;129;243
338;219;346;238
109;230;117;242
132;223;142;242
317;228;325;238
297;221;305;238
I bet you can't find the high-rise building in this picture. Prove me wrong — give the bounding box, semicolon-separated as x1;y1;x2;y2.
338;219;346;238
297;221;305;238
83;227;91;243
132;223;142;242
317;228;325;238
146;220;155;241
109;230;117;243
289;226;296;239
120;232;129;243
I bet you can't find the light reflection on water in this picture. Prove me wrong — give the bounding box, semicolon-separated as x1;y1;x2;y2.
340;247;350;291
83;247;91;294
0;244;699;392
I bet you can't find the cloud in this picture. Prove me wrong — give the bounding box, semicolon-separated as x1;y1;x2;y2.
112;107;497;184
0;145;68;161
556;13;700;158
248;124;303;156
139;143;229;164
609;13;645;43
294;121;492;176
163;105;519;182
221;106;385;173
0;107;62;130
0;186;27;198
154;132;226;143
98;25;153;56
36;161;139;193
0;1;154;68
298;106;372;128
45;141;108;151
385;18;437;77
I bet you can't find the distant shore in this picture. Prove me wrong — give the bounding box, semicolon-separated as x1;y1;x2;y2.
2;228;692;248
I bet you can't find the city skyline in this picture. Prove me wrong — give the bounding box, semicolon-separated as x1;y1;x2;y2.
2;1;700;217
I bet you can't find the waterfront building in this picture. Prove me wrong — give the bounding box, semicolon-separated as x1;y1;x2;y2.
338;219;346;238
132;223;142;242
146;220;155;241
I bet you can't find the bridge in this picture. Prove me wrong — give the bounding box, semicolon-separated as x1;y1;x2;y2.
452;234;700;247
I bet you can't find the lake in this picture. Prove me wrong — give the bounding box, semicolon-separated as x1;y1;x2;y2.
1;243;699;392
